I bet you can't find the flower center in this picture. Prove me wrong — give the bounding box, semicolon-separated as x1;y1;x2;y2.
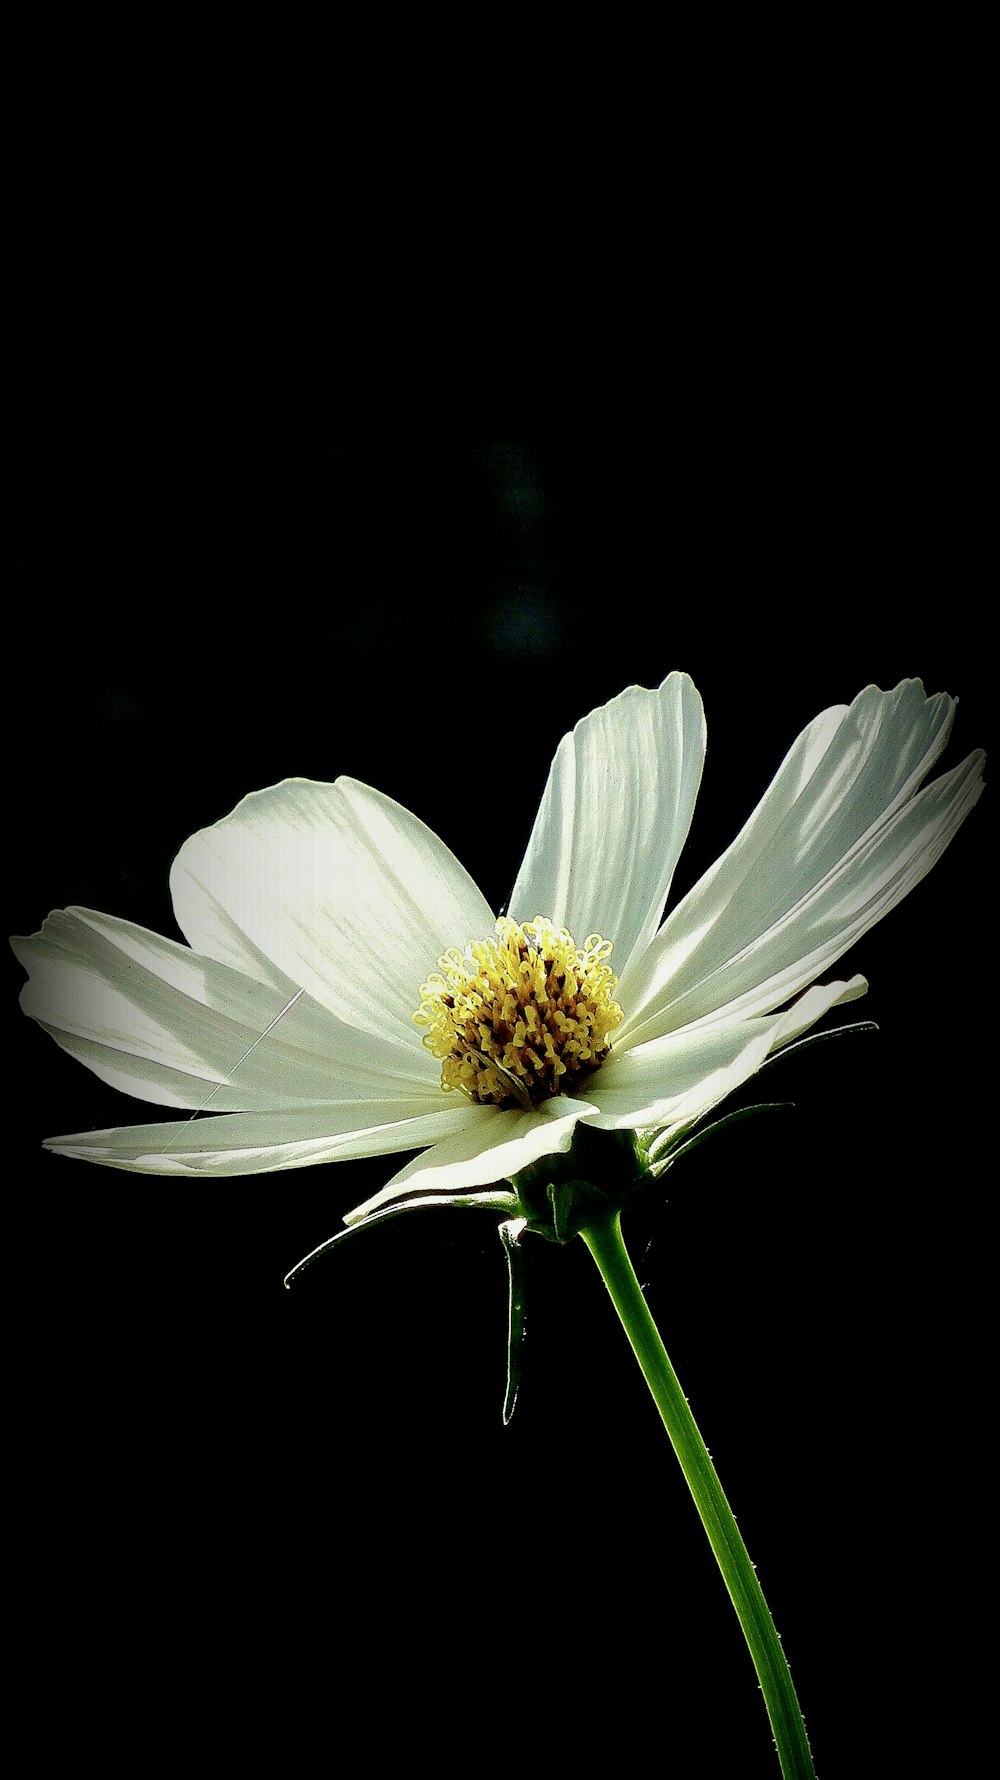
414;916;623;1110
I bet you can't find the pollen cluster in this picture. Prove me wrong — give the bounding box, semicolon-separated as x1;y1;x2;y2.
414;916;623;1110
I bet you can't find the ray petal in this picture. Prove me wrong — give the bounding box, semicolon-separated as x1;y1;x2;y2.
508;673;705;979
170;777;496;1046
619;682;983;1042
43;1102;482;1176
588;977;868;1130
344;1094;600;1220
13;907;437;1111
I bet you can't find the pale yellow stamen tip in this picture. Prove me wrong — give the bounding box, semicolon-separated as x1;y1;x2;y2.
413;916;623;1109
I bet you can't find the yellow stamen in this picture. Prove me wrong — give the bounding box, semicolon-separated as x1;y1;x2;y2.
414;916;623;1109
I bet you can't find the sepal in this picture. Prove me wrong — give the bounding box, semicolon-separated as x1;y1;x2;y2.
283;1187;516;1287
499;1218;528;1424
643;1102;793;1179
508;1124;650;1243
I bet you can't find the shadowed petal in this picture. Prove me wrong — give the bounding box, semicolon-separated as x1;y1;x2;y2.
44;1103;482;1176
345;1094;600;1220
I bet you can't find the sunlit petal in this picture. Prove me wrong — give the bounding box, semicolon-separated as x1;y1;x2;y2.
14;907;438;1111
509;672;705;979
170;777;495;1046
590;977;867;1129
619;683;984;1043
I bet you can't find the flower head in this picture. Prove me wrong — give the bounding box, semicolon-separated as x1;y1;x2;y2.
13;675;984;1223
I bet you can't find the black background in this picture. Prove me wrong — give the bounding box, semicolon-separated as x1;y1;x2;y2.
9;436;990;1774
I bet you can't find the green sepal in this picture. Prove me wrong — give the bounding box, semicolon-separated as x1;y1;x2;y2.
644;1101;793;1178
640;1018;879;1179
760;1016;878;1069
499;1218;528;1424
544;1176;613;1243
510;1124;649;1241
282;1188;516;1288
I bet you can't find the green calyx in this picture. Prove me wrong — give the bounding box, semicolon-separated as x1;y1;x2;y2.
508;1124;650;1243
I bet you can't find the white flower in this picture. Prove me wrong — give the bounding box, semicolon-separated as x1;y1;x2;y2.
13;675;984;1222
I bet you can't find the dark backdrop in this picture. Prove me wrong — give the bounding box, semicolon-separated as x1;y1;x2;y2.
9;438;990;1774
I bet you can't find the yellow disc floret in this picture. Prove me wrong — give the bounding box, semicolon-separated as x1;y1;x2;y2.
414;916;623;1110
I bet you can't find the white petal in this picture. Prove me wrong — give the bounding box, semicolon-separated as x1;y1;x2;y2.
43;1103;481;1176
588;977;868;1130
13;908;437;1111
169;778;496;1047
508;673;705;979
345;1094;599;1220
620;681;984;1043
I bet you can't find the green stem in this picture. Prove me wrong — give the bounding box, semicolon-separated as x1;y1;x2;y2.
580;1210;815;1780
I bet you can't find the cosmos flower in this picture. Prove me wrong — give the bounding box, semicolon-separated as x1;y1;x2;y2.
13;675;984;1221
